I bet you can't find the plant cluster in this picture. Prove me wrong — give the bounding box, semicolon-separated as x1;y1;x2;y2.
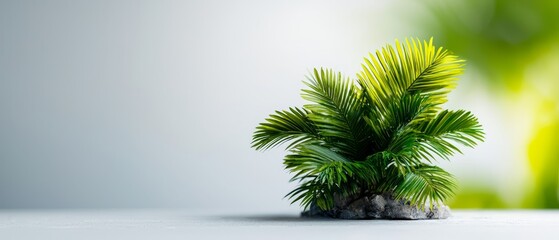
252;38;484;211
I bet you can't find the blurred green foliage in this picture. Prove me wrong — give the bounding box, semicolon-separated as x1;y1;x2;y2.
448;186;507;209
414;0;559;208
525;100;559;208
420;0;559;93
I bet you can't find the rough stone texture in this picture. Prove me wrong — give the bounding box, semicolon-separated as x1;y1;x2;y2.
301;193;451;220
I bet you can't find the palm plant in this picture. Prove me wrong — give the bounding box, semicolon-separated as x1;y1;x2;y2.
252;38;484;211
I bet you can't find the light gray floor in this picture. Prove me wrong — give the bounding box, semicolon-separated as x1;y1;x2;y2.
1;209;558;240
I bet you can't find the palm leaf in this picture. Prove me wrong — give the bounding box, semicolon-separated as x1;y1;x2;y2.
418;110;484;161
302;68;372;159
284;144;381;210
365;93;434;149
284;145;353;210
284;145;352;182
285;180;337;211
285;145;378;185
357;38;464;109
393;165;457;208
385;131;423;174
252;107;319;150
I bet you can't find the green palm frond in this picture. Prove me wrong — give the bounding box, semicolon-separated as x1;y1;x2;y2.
284;145;383;210
418;110;484;161
284;145;352;183
285;145;379;189
302;68;372;159
357;38;464;109
393;165;457;208
252;38;484;211
252;107;319;151
285;180;338;211
365;93;433;149
385;130;424;174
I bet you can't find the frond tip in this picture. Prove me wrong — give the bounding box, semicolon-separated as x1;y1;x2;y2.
252;37;484;211
251;107;319;151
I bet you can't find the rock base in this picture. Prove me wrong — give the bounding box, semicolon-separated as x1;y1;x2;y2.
301;193;450;220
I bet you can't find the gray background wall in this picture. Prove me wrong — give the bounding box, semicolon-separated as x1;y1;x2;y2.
0;0;502;209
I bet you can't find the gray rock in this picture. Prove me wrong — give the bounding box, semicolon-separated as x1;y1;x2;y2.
301;193;451;220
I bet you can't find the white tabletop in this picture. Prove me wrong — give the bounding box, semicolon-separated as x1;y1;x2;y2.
1;209;558;240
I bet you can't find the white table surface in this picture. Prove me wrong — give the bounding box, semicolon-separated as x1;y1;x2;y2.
1;209;558;240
